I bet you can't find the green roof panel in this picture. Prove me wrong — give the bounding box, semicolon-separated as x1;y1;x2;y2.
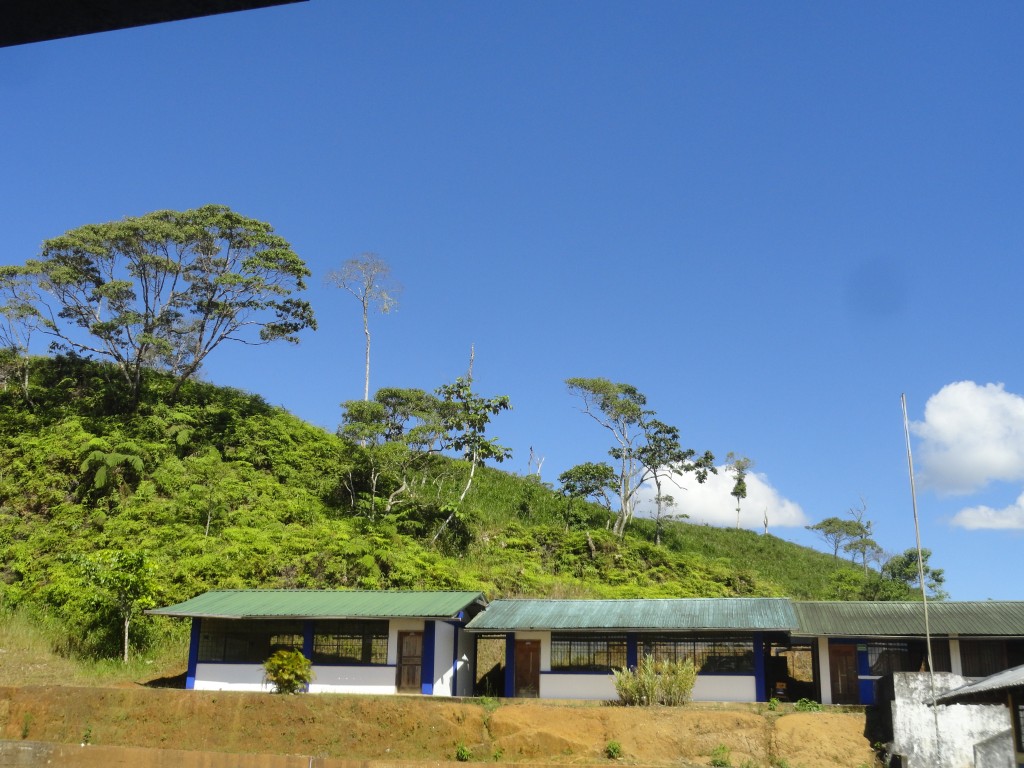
149;590;486;620
793;601;1024;637
465;598;797;632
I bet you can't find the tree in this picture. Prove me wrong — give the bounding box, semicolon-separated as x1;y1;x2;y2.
565;378;714;537
22;205;316;405
882;548;948;600
842;500;882;574
0;265;44;404
725;453;753;529
81;549;157;663
558;461;618;530
326;253;400;401
806;516;864;560
430;377;512;543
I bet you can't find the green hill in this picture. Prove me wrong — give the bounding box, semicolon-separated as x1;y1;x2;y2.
1;355;862;661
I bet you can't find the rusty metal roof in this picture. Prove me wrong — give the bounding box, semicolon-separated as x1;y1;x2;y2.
465;598;797;632
793;601;1024;637
148;590;486;620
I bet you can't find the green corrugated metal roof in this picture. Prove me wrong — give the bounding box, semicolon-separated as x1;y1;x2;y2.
465;598;797;632
148;590;486;619
792;601;1024;637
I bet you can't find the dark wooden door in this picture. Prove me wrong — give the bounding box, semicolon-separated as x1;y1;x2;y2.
829;644;859;704
397;631;423;693
514;640;540;698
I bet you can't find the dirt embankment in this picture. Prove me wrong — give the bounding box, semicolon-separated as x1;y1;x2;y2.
0;686;876;768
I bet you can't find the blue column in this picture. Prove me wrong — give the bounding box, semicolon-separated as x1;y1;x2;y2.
186;618;201;690
504;632;516;697
627;633;639;669
753;633;766;702
856;644;874;705
421;621;436;695
303;620;314;658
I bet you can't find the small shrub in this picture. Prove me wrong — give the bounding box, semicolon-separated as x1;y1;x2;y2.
604;740;623;759
20;712;34;739
492;746;504;761
263;649;313;694
709;744;731;767
793;697;822;712
767;697;779;711
613;654;697;706
455;742;472;762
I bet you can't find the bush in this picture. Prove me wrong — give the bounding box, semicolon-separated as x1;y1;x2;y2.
455;742;472;762
793;697;822;712
709;743;732;767
613;654;696;706
263;649;313;694
604;740;622;759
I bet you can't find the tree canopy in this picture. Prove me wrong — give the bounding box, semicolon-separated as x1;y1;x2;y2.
14;205;316;404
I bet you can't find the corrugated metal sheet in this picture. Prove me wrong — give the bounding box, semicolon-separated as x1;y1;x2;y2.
148;590;486;619
793;601;1024;637
465;598;797;632
936;664;1024;703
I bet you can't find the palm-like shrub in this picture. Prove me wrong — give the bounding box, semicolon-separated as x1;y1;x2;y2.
613;654;696;706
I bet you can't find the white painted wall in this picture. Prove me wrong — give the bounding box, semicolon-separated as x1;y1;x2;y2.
692;676;757;703
194;662;400;694
193;663;271;692
540;673;617;700
308;665;397;695
432;622;455;696
817;637;833;705
536;672;755;702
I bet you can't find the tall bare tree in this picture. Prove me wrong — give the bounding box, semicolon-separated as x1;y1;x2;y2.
326;253;400;400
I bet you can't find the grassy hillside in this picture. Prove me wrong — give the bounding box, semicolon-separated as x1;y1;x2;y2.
1;355;859;661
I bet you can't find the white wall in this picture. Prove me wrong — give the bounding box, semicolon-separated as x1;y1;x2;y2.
540;673;617;700
308;665;397;695
194;662;400;694
193;663;270;692
432;621;455;696
692;675;757;703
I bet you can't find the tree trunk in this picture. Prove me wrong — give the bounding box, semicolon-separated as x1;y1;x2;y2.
123;613;130;664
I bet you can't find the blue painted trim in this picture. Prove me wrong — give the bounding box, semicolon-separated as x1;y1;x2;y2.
421;620;435;695
186;618;200;690
504;633;516;697
627;633;639;669
753;632;766;702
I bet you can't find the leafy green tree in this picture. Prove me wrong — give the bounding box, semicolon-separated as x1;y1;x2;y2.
558;461;617;530
882;548;948;600
326;253;399;401
430;377;511;542
805;516;863;560
81;549;158;663
21;205;315;405
565;378;714;537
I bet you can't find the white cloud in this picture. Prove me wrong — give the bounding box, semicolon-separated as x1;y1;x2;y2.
951;491;1024;530
636;467;808;530
913;381;1024;495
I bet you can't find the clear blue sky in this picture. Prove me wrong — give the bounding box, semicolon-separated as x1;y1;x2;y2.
3;1;1023;600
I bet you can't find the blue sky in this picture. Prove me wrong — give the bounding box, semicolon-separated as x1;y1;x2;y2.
3;1;1024;600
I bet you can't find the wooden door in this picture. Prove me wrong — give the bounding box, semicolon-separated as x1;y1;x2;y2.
397;631;423;693
829;644;859;704
514;640;540;698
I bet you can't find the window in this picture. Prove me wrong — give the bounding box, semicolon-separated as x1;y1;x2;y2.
198;620;303;663
312;620;388;665
550;634;627;672
961;640;1008;678
638;634;754;674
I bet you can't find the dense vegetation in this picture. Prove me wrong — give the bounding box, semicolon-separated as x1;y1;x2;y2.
1;355;902;662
